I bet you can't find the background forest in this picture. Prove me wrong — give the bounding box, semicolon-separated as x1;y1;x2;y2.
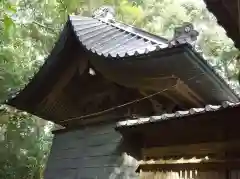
0;0;239;178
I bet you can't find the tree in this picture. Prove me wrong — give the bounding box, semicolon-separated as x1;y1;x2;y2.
0;0;239;178
121;0;239;87
0;106;52;179
0;0;56;178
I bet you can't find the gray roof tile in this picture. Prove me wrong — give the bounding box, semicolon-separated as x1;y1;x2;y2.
69;15;239;103
69;16;168;58
116;101;240;128
2;15;239;125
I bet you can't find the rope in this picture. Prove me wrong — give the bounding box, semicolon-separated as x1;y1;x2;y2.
60;74;204;123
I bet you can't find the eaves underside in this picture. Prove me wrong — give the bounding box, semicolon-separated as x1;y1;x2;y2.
2;15;239;125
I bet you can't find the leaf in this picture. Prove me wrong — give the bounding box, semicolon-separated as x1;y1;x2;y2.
3;15;16;38
0;114;9;124
5;3;17;13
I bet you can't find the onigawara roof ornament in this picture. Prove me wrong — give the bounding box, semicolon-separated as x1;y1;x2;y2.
92;6;115;23
168;22;199;47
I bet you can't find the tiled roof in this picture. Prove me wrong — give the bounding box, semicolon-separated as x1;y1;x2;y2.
2;15;240;125
116;101;240;128
69;16;169;58
70;15;239;98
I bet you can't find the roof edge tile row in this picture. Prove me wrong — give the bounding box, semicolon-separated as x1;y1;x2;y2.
116;101;240;128
2;15;239;123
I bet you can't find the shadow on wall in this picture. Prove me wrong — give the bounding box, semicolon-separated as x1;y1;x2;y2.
45;124;141;179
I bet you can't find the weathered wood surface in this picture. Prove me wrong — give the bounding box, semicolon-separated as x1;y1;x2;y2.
44;122;139;179
142;140;240;159
140;170;225;179
140;170;240;179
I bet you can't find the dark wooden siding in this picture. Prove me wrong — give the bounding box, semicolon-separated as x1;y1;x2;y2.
44;123;139;179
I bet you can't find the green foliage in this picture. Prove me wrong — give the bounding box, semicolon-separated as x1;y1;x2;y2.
0;0;56;178
3;14;16;38
118;0;240;84
0;0;239;178
0;106;53;179
117;0;144;26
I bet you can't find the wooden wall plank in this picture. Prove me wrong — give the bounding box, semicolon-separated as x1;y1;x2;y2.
138;161;240;172
142;140;240;159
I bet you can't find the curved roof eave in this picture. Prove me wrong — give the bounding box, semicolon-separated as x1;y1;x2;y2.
68;15;169;58
3;15;170;108
3;15;239;118
4;21;75;111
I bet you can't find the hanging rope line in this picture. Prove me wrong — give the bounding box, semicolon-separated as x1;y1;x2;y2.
60;73;204;123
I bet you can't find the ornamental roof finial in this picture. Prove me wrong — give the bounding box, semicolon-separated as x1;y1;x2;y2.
169;22;199;47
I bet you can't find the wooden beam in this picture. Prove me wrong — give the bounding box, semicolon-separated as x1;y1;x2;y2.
124;76;178;90
174;79;204;107
118;105;240;148
40;65;76;106
137;160;240;172
142;140;240;159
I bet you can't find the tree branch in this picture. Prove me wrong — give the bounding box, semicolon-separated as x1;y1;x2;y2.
227;54;239;66
223;61;233;80
59;0;67;10
0;18;59;34
32;21;59;34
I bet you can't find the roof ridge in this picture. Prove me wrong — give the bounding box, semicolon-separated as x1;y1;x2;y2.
96;17;168;45
3;15;238;111
69;15;170;58
69;15;168;44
